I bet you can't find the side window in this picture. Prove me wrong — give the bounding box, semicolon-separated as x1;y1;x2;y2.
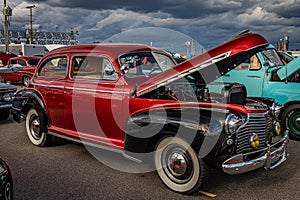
18;60;26;66
249;55;261;70
235;54;261;70
72;55;117;80
9;60;17;66
38;57;68;78
102;58;118;80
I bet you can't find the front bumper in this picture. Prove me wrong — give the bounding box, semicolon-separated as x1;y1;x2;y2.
0;103;12;110
222;131;289;175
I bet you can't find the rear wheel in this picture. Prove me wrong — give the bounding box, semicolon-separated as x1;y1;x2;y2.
25;108;52;146
22;76;30;86
154;136;207;194
282;104;300;141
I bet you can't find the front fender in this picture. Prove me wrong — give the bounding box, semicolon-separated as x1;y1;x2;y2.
124;107;224;157
12;89;49;130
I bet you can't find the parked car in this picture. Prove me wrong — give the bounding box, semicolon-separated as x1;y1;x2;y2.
0;158;13;200
12;33;288;194
0;82;16;120
0;56;41;86
217;44;300;140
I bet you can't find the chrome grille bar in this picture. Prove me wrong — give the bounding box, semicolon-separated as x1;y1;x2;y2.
236;112;271;154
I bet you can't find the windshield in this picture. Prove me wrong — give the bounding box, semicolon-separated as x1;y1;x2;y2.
278;51;294;64
262;49;284;67
118;52;175;78
27;58;41;66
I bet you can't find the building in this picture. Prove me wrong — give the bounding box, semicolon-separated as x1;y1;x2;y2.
0;29;77;46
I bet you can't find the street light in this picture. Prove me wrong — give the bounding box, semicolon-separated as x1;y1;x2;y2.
26;5;36;44
3;0;12;52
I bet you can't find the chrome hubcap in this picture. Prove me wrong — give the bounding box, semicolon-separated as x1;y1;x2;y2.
30;117;41;139
162;146;193;184
295;117;300;129
168;152;187;176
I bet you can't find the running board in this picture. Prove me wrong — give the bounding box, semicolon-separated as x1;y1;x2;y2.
47;131;142;163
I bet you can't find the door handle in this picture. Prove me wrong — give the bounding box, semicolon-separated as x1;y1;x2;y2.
247;75;261;78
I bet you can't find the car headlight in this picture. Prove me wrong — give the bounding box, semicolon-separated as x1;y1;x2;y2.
271;102;282;120
2;92;15;102
225;113;243;134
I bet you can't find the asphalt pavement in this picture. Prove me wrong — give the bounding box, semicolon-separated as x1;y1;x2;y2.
1;115;300;200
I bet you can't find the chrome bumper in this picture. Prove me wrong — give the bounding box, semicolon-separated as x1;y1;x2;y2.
0;103;12;109
222;131;289;175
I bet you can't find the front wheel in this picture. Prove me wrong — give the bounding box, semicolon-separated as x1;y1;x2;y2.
154;136;207;194
25;108;52;146
282;104;300;141
22;76;31;86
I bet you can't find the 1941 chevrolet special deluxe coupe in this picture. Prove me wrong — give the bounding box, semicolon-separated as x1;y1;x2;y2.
12;32;289;194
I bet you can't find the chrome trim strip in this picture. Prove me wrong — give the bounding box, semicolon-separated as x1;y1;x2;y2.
32;83;64;89
65;87;130;95
32;83;130;95
222;131;289;175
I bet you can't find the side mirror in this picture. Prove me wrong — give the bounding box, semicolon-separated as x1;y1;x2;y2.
120;64;129;75
104;65;115;75
263;61;269;67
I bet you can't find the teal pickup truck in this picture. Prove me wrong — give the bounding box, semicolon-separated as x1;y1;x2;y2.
217;45;300;140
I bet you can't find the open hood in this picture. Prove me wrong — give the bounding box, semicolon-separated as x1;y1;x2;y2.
277;56;300;80
136;32;268;97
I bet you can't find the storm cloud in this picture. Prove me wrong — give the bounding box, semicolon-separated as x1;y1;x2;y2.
5;0;300;51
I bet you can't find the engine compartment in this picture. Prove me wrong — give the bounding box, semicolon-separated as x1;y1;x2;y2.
140;71;248;105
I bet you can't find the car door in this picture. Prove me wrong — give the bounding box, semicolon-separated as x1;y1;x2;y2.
221;53;266;97
32;55;68;129
64;53;126;148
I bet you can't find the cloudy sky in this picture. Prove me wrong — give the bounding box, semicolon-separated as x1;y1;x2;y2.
3;0;300;54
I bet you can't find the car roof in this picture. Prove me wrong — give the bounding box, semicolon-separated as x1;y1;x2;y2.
46;43;167;58
10;56;41;61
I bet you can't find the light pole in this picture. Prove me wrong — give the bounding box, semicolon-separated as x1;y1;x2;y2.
26;5;36;44
185;40;191;56
3;0;12;52
70;27;79;45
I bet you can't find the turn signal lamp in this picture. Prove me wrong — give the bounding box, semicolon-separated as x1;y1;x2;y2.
274;122;281;136
250;133;260;149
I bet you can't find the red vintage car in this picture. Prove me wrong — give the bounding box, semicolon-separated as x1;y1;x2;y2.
12;32;288;194
0;56;41;86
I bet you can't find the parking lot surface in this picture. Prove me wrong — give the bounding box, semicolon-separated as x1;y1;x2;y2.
0;115;300;199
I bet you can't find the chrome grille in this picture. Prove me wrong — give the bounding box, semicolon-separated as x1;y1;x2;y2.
236;113;271;154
